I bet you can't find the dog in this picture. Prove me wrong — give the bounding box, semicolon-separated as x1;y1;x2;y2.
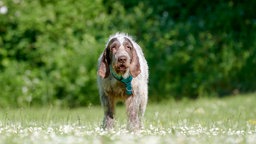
97;33;148;130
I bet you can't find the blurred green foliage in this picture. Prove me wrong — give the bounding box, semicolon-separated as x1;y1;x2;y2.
0;0;255;107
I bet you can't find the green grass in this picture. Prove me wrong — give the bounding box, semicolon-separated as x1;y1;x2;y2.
1;93;256;144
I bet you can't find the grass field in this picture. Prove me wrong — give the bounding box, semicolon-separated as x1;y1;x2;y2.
0;93;256;144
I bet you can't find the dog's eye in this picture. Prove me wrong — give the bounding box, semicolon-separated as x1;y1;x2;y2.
126;46;132;50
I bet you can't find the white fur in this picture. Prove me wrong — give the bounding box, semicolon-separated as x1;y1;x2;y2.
97;33;149;130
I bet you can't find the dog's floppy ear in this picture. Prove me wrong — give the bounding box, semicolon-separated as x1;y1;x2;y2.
98;48;110;78
98;38;117;78
130;45;141;78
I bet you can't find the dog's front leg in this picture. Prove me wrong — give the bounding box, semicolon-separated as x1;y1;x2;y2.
125;96;140;131
101;94;115;129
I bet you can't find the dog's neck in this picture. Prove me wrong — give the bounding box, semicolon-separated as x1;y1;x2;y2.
110;66;133;96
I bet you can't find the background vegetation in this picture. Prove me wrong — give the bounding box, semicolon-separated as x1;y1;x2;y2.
0;0;256;107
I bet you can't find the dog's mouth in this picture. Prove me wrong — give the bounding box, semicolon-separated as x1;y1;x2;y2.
115;64;128;74
119;64;127;71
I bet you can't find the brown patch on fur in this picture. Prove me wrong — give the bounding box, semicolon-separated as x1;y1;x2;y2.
98;51;110;78
124;37;141;77
123;37;133;59
98;38;118;78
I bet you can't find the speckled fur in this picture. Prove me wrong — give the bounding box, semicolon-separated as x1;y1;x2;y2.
97;33;148;131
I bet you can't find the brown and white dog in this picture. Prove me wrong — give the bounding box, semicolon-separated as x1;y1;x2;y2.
97;33;148;130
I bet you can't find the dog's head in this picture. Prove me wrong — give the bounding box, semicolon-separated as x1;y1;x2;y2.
98;33;141;79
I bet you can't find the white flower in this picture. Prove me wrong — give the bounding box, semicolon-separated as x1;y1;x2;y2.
0;6;7;14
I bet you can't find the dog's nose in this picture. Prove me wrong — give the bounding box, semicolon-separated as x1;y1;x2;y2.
118;56;127;63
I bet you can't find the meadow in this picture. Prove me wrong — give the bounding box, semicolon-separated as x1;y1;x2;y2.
0;93;256;144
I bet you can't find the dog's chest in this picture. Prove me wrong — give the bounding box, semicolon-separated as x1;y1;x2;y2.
103;77;127;99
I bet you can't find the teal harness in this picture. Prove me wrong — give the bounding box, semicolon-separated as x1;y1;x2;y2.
110;66;133;96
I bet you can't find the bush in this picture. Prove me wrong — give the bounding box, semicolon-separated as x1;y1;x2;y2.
0;0;108;107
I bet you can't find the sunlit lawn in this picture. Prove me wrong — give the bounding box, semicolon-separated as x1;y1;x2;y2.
0;93;256;144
